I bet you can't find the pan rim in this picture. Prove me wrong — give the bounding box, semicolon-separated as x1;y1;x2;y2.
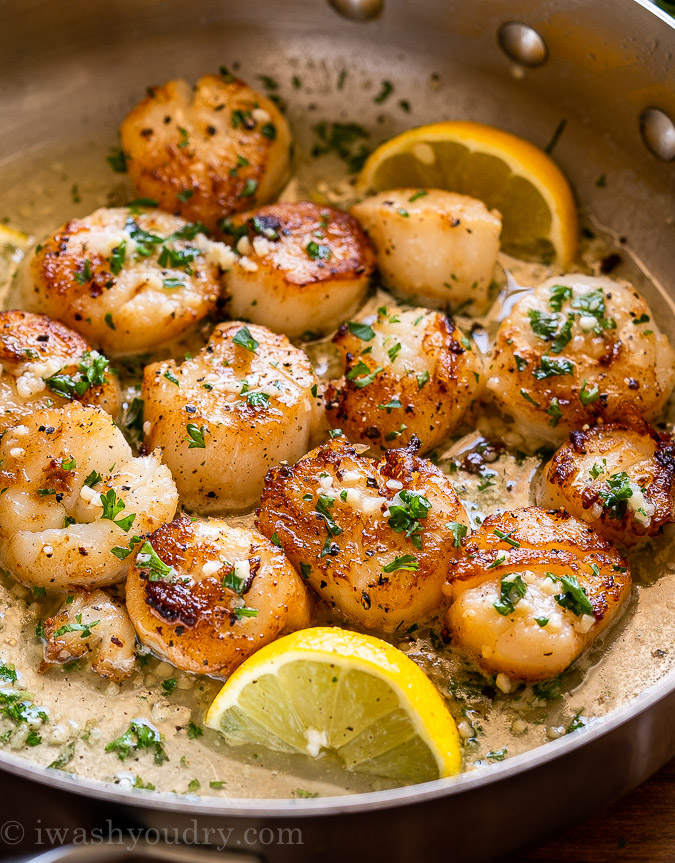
0;0;672;823
0;665;672;817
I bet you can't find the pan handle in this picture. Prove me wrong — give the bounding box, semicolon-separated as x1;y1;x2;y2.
5;840;263;863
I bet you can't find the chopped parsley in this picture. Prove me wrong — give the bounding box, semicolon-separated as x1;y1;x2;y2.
528;309;559;341
378;398;401;413
387;342;402;362
105;719;168;764
597;471;634;519
546;398;563;427
247;391;270;408
346;361;383;388
548;284;573;312
161;678;178;696
187;721;203;740
387;490;431;550
532;356;574;380
53;613;100;639
163;369;180;386
589;462;605;480
374;80;394;103
493;528;520;547
0;664;17;683
311;121;370;173
108;240;127;275
315;495;342;537
100;489;136;532
84;470;102;488
157;244;201;271
416;370;430;390
382;555;419;573
579;379;600;405
239;178;258;199
306;241;332;261
135;541;175;582
493;573;527;616
46;351;110;400
547;573;594;617
233;606;259;620
445;521;468;548
486;747;507;761
184;423;207;449
550;315;574;354
232;326;259;352
346;321;375;341
570;289;616;333
520;389;540;407
107;148;128;173
162;277;185;289
222;565;248;596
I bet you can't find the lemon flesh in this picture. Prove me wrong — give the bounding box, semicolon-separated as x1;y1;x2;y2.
356;121;578;266
0;225;32;304
205;627;461;786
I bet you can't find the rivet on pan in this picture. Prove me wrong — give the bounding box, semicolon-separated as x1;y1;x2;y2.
640;107;675;162
497;22;548;67
328;0;383;21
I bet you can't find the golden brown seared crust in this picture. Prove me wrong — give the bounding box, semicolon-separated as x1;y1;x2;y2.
221;202;375;338
0;310;121;429
486;275;675;444
445;507;630;624
255;436;470;632
28;207;222;356
223;202;376;287
125;515;311;677
141;320;322;514
325;308;483;453
41;588;137;683
120;75;291;231
539;406;675;547
0;310;88;366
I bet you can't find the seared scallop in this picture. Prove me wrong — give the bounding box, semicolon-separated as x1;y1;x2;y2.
256;436;470;632
0;310;120;433
486;274;675;445
41;589;137;683
350;189;501;314
221;202;375;338
142;321;323;514
120;73;291;231
125;515;311;677
325;305;483;453
0;403;178;589
443;507;631;682
27;207;231;356
536;406;675;548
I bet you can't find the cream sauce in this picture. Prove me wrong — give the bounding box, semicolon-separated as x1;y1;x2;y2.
1;130;674;799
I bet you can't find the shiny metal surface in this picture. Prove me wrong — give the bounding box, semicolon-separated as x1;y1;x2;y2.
497;21;549;67
0;0;674;859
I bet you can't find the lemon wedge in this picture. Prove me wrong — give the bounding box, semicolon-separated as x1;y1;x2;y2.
356;121;578;265
0;224;32;304
205;627;461;786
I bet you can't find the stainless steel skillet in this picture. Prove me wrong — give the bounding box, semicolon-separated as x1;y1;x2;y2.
0;0;674;860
